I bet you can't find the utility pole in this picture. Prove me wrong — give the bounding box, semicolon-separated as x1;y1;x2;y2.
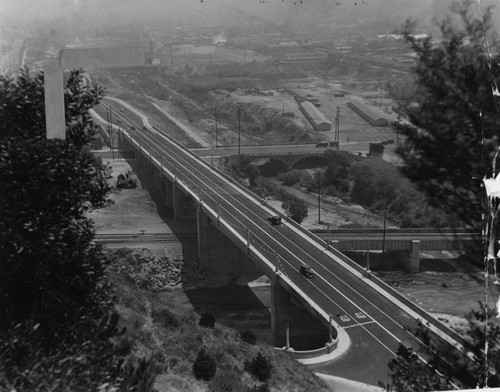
109;108;114;160
215;106;218;149
238;106;241;155
335;106;340;150
396;114;401;143
382;202;387;264
318;172;321;224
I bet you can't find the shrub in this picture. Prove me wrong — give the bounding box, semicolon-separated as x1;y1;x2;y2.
199;311;215;328
278;170;302;186
282;196;308;224
245;352;272;382
153;308;179;329
208;369;243;392
241;330;257;345
193;348;217;381
250;383;271;392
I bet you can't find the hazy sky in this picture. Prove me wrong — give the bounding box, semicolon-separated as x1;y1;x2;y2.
0;0;498;32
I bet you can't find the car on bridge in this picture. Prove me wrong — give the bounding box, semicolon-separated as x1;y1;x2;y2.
299;264;315;278
268;216;282;225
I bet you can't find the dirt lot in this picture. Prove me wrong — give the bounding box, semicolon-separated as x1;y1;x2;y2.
96;67;401;150
226;75;399;145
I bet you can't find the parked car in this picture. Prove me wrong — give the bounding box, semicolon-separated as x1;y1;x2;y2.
316;142;329;147
299;265;315;278
268;216;282;225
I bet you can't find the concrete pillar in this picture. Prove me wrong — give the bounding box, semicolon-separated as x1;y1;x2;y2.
165;180;174;212
172;182;184;220
271;275;329;350
408;240;421;273
153;168;159;188
196;206;262;287
44;58;65;139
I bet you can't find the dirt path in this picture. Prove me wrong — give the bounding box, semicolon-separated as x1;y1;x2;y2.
148;99;210;147
105;96;154;129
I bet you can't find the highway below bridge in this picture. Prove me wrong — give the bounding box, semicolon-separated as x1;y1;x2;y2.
93;100;469;385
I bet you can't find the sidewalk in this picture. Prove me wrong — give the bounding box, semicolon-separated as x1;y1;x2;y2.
316;373;384;392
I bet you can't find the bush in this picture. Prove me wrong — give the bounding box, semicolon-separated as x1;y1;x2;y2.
282;196;308;224
241;330;257;345
245;352;272;382
208;369;243;392
193;348;217;381
199;311;215;328
278;170;302;186
152;308;179;329
250;383;271;392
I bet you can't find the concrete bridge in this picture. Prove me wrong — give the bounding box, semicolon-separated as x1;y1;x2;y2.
196;145;335;170
108;117;338;354
43;50;467;370
313;228;481;273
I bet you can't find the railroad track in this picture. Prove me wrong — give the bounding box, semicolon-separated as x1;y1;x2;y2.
94;232;197;245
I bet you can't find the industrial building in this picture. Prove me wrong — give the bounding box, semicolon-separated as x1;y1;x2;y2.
347;99;389;127
299;101;332;132
280;50;328;63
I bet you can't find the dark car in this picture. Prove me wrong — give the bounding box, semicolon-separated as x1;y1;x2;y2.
268;215;282;225
299;265;315;278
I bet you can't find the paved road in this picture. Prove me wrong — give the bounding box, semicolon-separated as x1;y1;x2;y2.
97;100;465;385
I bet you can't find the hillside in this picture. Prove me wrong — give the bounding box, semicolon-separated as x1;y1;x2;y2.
107;264;329;392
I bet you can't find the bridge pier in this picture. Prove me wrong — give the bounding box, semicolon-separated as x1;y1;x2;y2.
393;240;421;273
271;275;330;350
196;206;263;287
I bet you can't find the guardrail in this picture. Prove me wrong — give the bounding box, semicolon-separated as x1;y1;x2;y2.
312;228;480;236
276;336;338;361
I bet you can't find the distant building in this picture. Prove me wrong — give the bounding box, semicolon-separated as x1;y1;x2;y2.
347;99;388;127
299;101;332;132
280;50;328;63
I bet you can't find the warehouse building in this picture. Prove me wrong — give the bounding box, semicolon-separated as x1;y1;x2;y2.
299;101;332;131
347;99;389;127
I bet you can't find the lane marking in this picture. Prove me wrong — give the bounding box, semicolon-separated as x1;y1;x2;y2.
344;321;376;329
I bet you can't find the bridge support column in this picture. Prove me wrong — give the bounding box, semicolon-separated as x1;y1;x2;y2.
153;168;159;188
407;240;421;273
196;206;262;287
271;275;329;350
172;182;181;220
391;240;421;273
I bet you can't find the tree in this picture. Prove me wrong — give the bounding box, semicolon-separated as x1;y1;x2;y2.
396;0;500;227
282;195;308;224
380;343;451;392
193;348;217;381
0;69;153;390
245;351;272;382
382;303;500;390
